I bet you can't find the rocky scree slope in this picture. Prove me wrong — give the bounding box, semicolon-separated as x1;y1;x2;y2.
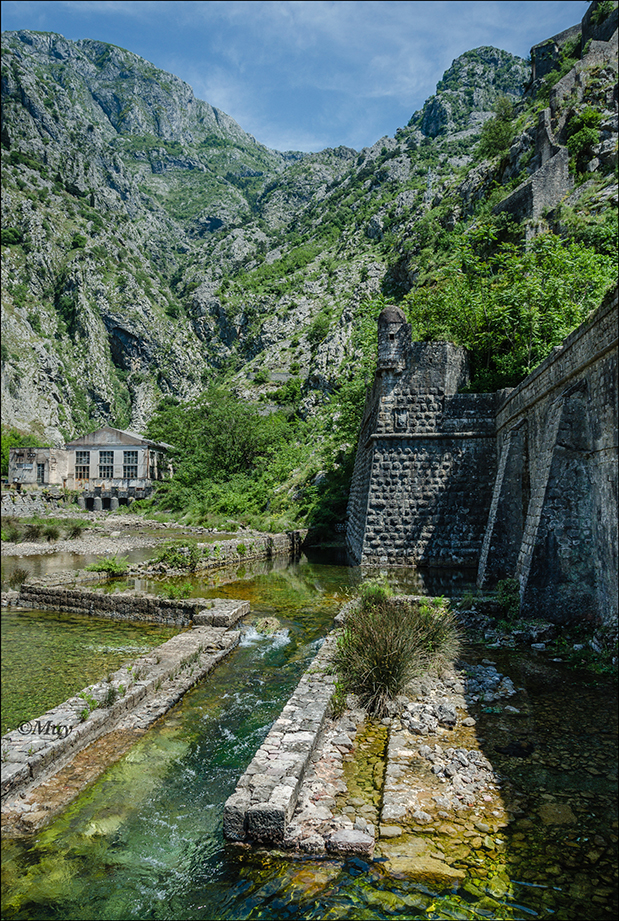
1;19;617;446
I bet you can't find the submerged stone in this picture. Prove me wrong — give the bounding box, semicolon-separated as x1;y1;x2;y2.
386;854;466;885
327;829;374;856
538;802;577;825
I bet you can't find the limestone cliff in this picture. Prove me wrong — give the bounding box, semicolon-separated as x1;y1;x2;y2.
1;3;617;444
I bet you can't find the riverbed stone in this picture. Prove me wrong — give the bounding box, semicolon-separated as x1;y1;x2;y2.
538;803;577;825
380;824;404;838
386;854;466;885
327;828;374;856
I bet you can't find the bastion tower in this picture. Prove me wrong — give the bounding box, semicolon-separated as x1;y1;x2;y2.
345;309;498;567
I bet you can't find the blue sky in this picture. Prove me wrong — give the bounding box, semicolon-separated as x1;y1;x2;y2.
1;1;587;151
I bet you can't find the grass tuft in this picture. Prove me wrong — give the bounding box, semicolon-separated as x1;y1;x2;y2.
332;582;460;718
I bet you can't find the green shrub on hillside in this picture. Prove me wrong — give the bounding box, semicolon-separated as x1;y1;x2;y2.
566;107;602;174
477;97;516;159
403;231;615;390
2;227;22;245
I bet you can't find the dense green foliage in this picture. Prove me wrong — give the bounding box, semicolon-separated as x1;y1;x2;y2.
403;230;615;390
477;97;516;159
84;555;128;575
566;106;602;174
145;389;312;529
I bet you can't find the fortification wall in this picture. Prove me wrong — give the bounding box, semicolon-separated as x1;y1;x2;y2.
346;330;498;567
479;287;618;627
347;288;617;628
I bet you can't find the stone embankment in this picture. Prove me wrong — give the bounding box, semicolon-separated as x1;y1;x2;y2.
1;600;248;827
223;634;337;844
225;598;525;880
277;662;515;874
136;530;306;576
1;508;305;566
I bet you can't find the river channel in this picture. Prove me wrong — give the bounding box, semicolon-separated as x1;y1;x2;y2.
1;553;617;920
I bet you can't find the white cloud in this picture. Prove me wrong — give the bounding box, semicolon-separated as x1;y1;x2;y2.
1;0;588;150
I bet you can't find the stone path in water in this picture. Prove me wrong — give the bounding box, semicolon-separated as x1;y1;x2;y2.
225;630;533;889
284;662;518;884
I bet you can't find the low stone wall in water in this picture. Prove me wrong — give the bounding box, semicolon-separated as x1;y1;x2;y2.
15;583;248;627
223;597;517;861
223;634;337;845
1;602;248;807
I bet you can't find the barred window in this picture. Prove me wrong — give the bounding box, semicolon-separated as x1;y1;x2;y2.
123;450;138;479
99;450;114;478
75;450;90;479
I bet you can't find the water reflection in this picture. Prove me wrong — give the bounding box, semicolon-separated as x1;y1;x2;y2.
1;547;155;583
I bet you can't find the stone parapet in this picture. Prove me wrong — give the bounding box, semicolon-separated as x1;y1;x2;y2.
223;635;337;844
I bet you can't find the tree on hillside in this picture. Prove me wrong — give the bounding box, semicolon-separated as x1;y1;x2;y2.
477;96;516;158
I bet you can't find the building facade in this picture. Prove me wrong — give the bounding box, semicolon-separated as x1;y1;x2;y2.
8;426;170;506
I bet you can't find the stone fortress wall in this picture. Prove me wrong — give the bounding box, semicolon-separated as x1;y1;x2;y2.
346;288;618;629
347;306;498;569
478;286;618;624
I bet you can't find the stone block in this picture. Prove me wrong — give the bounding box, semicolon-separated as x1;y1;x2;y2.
327;829;375;856
222;792;250;840
246;801;287;842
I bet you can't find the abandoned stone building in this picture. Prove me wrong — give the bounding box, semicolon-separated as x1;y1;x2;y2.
346;288;618;628
8;426;170;509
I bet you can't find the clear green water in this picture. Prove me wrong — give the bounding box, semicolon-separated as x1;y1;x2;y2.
1;560;617;920
1;609;178;734
1;548;156;584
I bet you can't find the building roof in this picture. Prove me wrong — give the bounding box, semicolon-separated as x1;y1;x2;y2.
64;426;172;451
378;305;408;325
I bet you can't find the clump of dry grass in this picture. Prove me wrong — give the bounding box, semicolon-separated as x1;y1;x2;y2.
332;579;460;717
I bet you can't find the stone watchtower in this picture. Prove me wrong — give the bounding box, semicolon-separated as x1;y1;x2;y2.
376;304;411;371
346;311;498;567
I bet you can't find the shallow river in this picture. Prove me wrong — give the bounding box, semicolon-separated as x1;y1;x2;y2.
1;558;617;920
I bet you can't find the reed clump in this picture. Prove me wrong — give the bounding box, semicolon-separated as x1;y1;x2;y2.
332;579;460;718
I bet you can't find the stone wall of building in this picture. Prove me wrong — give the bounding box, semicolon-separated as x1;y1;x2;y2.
479;287;618;627
348;288;618;629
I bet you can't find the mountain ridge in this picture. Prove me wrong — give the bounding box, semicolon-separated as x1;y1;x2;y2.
1;8;617;460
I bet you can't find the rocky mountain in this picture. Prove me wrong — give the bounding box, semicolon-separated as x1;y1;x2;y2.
1;2;617;446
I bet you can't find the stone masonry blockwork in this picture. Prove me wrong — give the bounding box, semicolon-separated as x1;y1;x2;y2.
346;309;497;568
347;290;618;630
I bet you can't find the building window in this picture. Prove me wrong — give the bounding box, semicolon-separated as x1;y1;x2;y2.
99;450;114;479
123;450;138;479
37;463;45;484
75;451;90;479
